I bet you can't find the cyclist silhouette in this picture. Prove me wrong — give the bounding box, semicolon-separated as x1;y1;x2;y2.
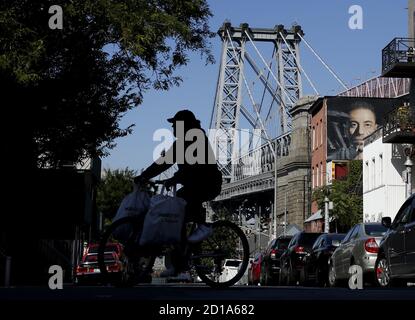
134;109;222;277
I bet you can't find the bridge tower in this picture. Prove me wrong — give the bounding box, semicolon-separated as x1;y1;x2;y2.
211;22;304;182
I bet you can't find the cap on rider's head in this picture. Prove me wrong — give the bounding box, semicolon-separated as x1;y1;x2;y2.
167;109;198;124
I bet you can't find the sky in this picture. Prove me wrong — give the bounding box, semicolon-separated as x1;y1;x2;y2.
102;0;409;173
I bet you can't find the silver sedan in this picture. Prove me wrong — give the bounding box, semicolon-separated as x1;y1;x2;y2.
328;223;388;286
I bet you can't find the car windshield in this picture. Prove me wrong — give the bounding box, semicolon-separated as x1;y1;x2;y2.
88;245;118;254
225;260;241;267
365;224;387;236
275;238;291;250
299;233;322;246
326;234;346;245
84;253;114;263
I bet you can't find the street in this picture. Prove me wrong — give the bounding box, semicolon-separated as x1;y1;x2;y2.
1;5;414;320
1;283;414;301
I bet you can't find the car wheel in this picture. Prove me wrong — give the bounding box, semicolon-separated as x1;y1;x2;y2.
328;262;337;287
375;256;391;287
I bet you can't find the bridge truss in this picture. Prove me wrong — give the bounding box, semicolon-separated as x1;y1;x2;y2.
210;22;304;183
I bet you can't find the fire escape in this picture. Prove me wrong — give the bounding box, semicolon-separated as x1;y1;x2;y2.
381;37;415;197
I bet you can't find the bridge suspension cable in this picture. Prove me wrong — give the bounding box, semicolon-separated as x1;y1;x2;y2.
279;32;319;95
297;33;349;91
243;30;298;133
226;29;276;157
243;53;292;131
243;30;296;107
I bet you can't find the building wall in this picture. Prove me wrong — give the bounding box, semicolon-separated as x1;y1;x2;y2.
275;96;315;229
363;135;409;222
311;99;327;213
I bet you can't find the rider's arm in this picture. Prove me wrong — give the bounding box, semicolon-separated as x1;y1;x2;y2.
140;143;175;180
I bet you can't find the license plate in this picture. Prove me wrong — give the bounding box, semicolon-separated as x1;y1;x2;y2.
93;269;101;273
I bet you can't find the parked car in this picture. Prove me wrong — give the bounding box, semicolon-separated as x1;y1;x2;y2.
375;194;415;287
279;232;323;285
260;235;292;285
304;233;346;286
220;259;242;283
328;223;388;287
75;252;122;285
84;242;123;258
248;253;262;285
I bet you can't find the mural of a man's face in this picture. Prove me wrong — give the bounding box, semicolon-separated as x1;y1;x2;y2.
348;107;377;159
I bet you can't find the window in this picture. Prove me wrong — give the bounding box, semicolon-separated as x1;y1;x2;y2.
312;236;323;250
320;162;324;187
275;238;290;250
312;167;315;188
311;167;314;189
288;235;298;248
364;224;387;236
316;164;320;187
364;161;369;192
320;119;323;146
317;123;320;147
372;158;376;188
342;226;356;244
397;205;412;225
392;198;414;227
349;225;360;240
312;126;315;150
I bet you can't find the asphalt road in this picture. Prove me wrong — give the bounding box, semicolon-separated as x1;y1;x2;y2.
1;283;414;301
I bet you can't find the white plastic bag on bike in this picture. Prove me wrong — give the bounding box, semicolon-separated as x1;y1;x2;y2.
139;187;187;246
113;184;150;222
112;185;150;241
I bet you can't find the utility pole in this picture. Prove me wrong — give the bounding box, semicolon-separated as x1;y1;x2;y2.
403;144;414;198
324;195;330;233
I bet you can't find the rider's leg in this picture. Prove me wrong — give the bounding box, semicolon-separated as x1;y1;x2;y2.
184;200;212;243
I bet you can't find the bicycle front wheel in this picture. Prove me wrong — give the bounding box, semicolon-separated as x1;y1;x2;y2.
98;216;151;287
192;220;249;288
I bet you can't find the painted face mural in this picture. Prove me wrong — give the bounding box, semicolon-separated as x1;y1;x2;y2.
326;97;402;161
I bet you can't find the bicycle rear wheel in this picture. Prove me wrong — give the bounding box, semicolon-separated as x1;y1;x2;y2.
98;216;152;286
192;220;249;288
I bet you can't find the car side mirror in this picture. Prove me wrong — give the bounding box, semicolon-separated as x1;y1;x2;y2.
332;240;340;247
382;217;392;229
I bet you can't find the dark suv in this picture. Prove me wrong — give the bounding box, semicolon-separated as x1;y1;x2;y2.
305;233;346;286
260;235;292;285
279;232;323;285
375;194;415;287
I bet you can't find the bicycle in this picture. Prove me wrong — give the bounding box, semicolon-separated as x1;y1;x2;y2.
97;181;249;288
